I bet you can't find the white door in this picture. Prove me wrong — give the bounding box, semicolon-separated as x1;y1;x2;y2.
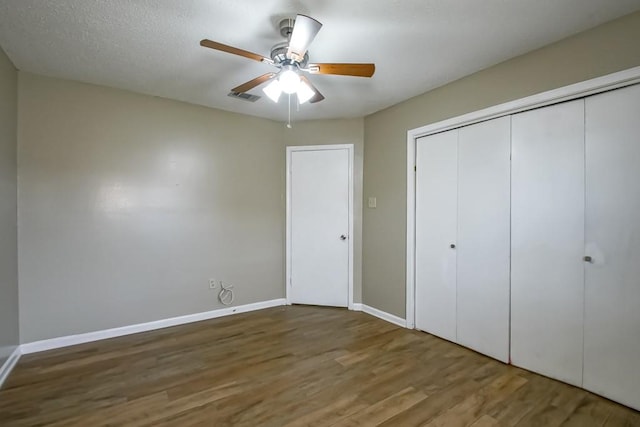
415;131;458;342
584;84;640;410
456;116;511;363
288;146;351;307
511;100;585;386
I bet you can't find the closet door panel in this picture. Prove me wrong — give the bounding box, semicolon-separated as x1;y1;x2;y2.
415;131;458;342
457;116;511;362
584;84;640;410
511;100;585;386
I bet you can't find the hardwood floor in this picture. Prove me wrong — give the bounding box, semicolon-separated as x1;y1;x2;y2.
1;306;638;426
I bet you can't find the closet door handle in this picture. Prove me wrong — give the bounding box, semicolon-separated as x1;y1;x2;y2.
584;255;593;263
450;244;456;249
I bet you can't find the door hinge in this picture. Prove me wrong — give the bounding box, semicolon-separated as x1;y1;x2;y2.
414;165;417;172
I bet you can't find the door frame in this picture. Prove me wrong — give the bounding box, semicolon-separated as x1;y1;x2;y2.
286;144;355;309
405;65;640;329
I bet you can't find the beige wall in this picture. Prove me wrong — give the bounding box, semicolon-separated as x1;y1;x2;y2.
283;119;364;303
0;46;19;365
16;73;366;343
363;11;640;317
18;73;286;343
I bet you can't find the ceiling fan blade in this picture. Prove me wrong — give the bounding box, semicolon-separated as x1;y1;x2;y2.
286;15;322;62
307;63;375;77
231;73;277;93
200;39;273;64
300;75;325;103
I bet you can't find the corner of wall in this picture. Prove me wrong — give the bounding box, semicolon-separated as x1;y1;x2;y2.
0;43;20;375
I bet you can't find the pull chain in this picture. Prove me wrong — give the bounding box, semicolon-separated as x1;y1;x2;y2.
287;92;292;128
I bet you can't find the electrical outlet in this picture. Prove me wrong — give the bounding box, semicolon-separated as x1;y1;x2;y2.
209;279;217;289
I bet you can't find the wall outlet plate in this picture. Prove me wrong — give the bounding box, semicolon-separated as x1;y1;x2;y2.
209;279;217;289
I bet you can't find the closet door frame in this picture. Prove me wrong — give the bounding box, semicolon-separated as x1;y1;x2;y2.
405;65;640;329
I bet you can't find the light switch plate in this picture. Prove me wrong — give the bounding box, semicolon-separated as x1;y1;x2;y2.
368;197;377;208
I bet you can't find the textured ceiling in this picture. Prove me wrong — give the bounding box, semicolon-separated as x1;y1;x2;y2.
1;0;639;122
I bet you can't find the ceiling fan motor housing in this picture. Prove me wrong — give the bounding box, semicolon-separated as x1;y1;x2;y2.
270;42;309;68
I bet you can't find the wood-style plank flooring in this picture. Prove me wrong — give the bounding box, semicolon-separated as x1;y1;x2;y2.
0;306;638;426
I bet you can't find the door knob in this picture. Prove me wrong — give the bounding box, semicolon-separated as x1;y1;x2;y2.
584;255;593;263
340;235;347;240
450;243;456;249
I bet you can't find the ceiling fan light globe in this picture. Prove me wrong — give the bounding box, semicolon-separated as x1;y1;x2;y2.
297;81;315;104
279;69;301;94
262;80;282;102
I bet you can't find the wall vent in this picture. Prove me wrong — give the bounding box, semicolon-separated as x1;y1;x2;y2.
227;92;261;102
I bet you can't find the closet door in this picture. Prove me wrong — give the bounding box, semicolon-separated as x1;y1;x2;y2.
415;131;458;341
584;84;640;411
511;100;585;386
457;117;511;362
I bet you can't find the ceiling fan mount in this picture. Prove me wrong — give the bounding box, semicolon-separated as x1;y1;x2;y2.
278;17;295;38
200;14;375;104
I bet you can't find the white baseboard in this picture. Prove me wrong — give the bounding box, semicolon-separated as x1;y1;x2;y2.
0;346;21;389
351;303;363;311
360;304;407;328
21;298;287;355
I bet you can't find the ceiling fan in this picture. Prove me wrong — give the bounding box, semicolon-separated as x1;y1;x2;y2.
200;14;375;104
